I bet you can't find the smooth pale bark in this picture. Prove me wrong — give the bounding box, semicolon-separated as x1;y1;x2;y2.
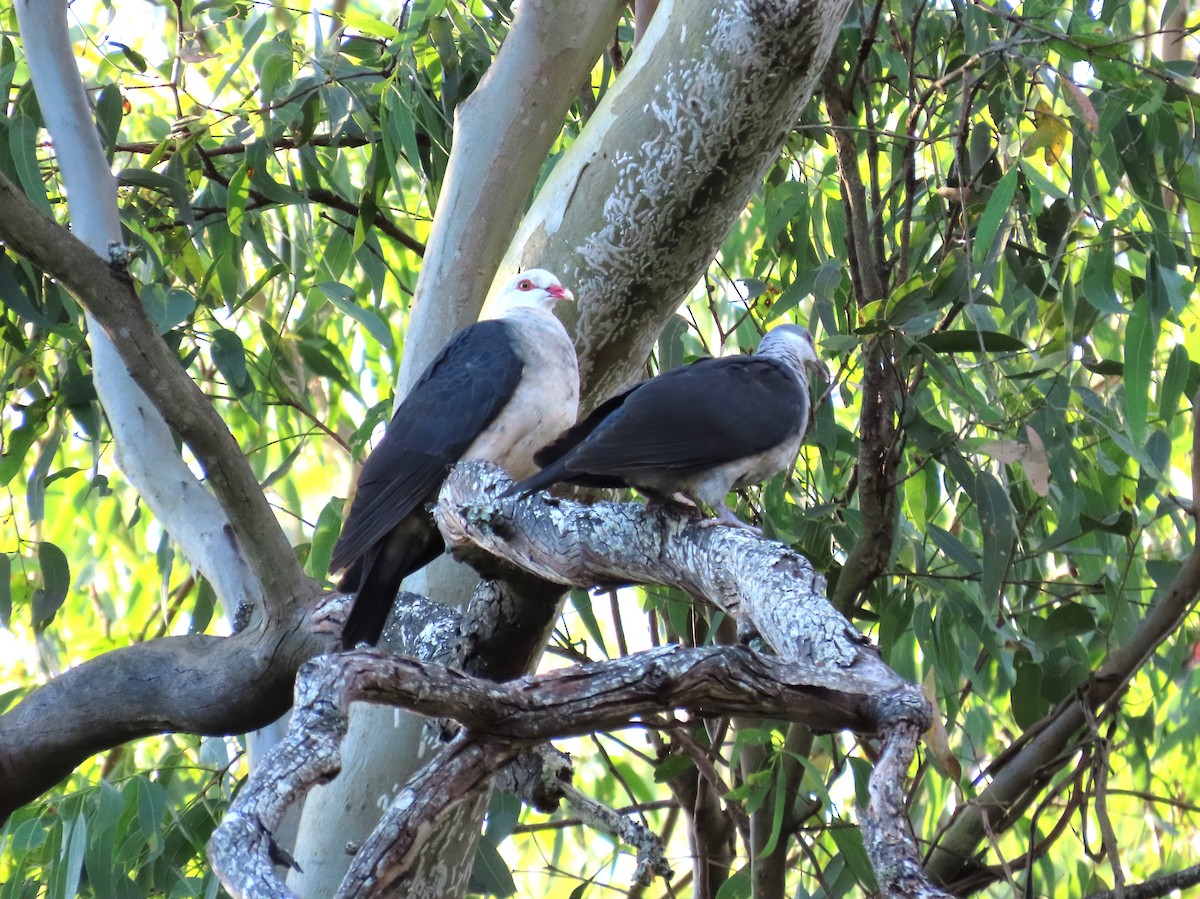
398;0;625;385
14;0;265;611
0;5;328;820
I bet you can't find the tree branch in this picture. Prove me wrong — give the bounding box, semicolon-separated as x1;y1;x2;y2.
0;622;329;822
0;168;307;608
212;641;911;898
14;0;271;610
924;388;1200;890
1084;864;1200;899
438;462;880;673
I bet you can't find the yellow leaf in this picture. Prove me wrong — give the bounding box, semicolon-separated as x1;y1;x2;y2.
922;672;962;781
1022;99;1069;165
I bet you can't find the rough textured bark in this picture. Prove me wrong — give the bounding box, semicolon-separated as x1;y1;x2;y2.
501;0;855;405
214;646;869;898
438;465;874;672
212;463;943;897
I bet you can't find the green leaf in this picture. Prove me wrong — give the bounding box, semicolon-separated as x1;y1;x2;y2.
975;471;1014;609
9;114;51;214
714;865;751;899
829;824;878;891
0;398;50;487
94;84;125;159
653;753;696;783
344;10;401;39
140;285;196;334
210;328;250;392
227;162;250;237
190;578;216;635
59;811;87;897
25;412;62;524
210;14;268;101
308;499;344;581
1080;234;1123;314
972;165;1018;270
119;168;193;221
919;331;1027;354
927;524;982;574
483;789;521;841
235;261;289;313
33;541;70;628
1159;343;1190;429
1012;653;1050;727
756;762;789;857
320;282;393;350
107;41;148;72
1124;297;1156;449
469;834;516;898
136;778;167;859
657;314;690;371
568;588;608;657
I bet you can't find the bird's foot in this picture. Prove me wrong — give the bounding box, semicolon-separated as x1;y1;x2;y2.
698;503;762;536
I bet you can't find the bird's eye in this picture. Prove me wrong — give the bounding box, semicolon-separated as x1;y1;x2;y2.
517;279;534;291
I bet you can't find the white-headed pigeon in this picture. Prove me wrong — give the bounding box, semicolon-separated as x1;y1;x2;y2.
330;270;579;647
506;324;822;531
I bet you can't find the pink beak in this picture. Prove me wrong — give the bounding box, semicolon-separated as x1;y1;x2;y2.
547;284;575;302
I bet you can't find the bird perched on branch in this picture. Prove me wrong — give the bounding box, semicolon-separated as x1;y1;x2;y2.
330;270;579;648
505;325;823;532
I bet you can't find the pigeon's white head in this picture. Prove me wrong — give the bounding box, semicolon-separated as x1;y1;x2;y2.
488;269;575;318
756;325;827;381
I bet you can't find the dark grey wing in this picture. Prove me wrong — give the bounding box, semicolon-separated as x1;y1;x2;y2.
511;383;645;492
329;319;523;573
544;356;804;480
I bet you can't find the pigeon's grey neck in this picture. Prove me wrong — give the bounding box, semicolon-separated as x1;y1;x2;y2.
755;327;814;383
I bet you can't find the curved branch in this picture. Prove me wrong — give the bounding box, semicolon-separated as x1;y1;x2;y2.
0;620;328;822
213;644;890;898
924;388;1200;890
0;167;305;607
14;0;270;609
436;462;882;674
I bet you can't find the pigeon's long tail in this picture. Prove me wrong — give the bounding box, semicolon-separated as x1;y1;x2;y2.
339;515;443;649
499;463;569;500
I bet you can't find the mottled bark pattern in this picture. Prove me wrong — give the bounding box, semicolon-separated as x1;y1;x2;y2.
438;463;873;671
504;0;855;404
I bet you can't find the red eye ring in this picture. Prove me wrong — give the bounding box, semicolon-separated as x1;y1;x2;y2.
517;279;534;290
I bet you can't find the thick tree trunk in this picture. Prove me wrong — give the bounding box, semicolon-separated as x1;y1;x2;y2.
502;0;854;404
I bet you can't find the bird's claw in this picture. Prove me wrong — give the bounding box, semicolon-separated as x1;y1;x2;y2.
702;504;762;535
